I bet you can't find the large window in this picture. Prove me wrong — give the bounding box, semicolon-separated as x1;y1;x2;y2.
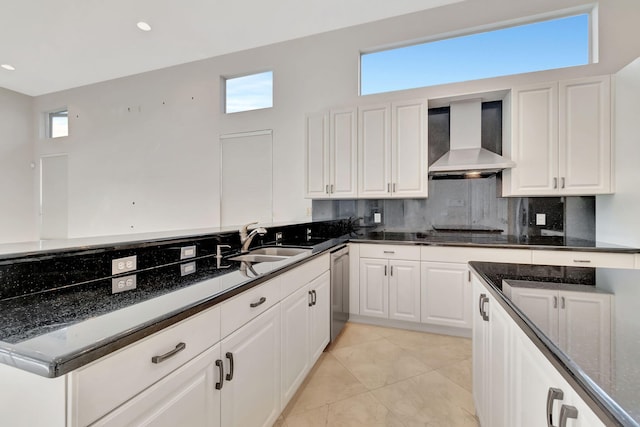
361;14;590;95
225;71;273;113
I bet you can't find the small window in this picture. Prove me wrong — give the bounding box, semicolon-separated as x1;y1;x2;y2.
48;109;68;138
361;14;591;95
225;71;273;114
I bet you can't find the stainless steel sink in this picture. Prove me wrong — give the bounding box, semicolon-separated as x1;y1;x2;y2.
228;254;289;263
228;246;312;263
249;247;312;257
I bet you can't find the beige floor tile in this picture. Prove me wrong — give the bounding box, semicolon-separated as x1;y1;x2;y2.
371;370;476;427
273;414;288;427
385;329;472;369
329;322;399;350
285;405;329;427
284;353;368;416
326;392;406;427
331;338;432;390
436;358;472;392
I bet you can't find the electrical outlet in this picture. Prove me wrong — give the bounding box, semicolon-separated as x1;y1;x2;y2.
180;262;196;276
112;274;137;294
306;207;312;216
374;212;382;223
180;245;196;260
111;255;137;275
536;213;547;226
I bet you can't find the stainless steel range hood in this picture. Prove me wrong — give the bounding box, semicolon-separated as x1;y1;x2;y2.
429;99;514;178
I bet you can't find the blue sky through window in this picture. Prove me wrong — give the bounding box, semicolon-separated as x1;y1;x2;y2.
361;14;589;95
225;71;273;113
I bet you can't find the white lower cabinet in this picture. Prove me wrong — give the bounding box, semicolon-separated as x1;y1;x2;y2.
359;257;420;322
93;343;222;427
473;274;605;427
421;262;471;328
221;305;281;427
281;271;331;408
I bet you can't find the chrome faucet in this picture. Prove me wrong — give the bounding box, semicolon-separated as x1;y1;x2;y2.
240;221;267;253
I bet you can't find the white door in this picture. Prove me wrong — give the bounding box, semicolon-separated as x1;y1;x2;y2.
487;295;512;427
358;104;391;198
507;82;559;195
309;271;331;362
388;260;421;322
558;291;611;388
330;108;358;198
221;305;281;427
420;262;470;328
509;287;559;343
280;285;311;407
471;277;489;425
93;344;221;427
559;76;612;195
305;112;330;198
391;99;427;198
359;258;389;318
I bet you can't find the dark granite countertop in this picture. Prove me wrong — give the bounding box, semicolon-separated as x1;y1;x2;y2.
0;237;346;378
352;230;640;252
470;261;640;427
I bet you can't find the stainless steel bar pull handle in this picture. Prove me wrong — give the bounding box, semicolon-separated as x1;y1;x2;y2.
330;184;334;193
393;183;396;193
384;265;387;276
383;250;395;254
326;184;329;194
553;296;558;309
481;296;489;321
573;259;591;263
225;352;234;381
553;177;558;189
561;297;565;309
309;290;314;307
215;359;224;390
561;177;566;189
387;183;391;193
390;265;393;276
478;293;486;317
547;387;564;427
312;289;317;306
151;342;186;364
559;405;578;427
250;297;266;308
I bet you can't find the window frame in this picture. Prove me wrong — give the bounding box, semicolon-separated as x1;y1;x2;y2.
223;70;274;114
47;108;69;139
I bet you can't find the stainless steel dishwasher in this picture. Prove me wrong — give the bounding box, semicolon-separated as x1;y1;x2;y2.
330;245;350;342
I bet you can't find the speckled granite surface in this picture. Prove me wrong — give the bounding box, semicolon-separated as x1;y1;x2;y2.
470;261;640;427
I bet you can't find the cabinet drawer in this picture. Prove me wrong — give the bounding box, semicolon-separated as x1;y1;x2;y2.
221;277;281;338
70;305;221;427
359;244;420;261
531;250;635;268
421;246;531;264
280;253;330;298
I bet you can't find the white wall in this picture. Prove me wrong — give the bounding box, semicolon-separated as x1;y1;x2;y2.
596;56;640;245
22;0;640;239
0;87;36;243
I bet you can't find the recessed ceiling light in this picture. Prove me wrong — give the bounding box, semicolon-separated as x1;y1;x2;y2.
1;64;16;71
136;21;152;32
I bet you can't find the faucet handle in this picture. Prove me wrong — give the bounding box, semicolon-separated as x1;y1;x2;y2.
240;221;259;237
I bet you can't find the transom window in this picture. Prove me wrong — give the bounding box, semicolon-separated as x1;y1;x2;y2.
225;71;273;113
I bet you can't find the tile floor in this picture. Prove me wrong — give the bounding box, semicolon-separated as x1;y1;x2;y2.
276;322;478;427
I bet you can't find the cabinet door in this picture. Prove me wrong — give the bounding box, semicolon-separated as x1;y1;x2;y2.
558;291;611;389
509;287;559;343
388;260;421;322
391;100;427;198
420;262;470;328
309;271;331;362
471;277;489;425
93;344;221;427
358;104;391;198
487;295;512;427
507;82;559;195
330;108;358;198
305;112;330;198
359;258;389;318
559;76;612;195
221;305;281;427
280;285;311;407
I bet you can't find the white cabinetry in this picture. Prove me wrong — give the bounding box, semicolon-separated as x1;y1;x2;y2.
472;277;511;427
472;273;606;427
359;245;421;322
504;75;612;196
305;108;357;199
92;344;222;427
220;305;281;427
358;100;427;198
503;281;612;387
421;262;471;329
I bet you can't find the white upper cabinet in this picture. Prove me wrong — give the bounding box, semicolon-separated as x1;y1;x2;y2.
503;75;612;196
359;100;428;198
305;108;357;199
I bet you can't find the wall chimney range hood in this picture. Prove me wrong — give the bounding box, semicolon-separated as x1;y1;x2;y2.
428;99;514;178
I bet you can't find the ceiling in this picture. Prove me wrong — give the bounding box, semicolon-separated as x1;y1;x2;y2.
0;0;461;96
